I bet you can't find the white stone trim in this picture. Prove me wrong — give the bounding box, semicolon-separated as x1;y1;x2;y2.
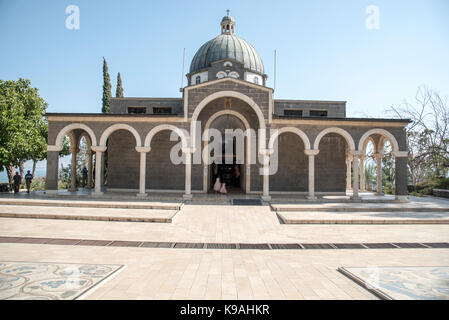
314;127;356;151
54;123;97;149
358;128;400;153
135;146;151;153
185;77;273;93
144;124;188;149
272;118;406;127
99;123;142;147
304;149;319;156
268;127;312;150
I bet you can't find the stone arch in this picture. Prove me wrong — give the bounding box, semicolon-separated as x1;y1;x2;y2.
144;124;188;149
358;128;400;153
203;110;252;193
54;123;97;150
362;136;376;154
99;124;142;147
313;127;356;151
268;127;311;151
190;90;266;150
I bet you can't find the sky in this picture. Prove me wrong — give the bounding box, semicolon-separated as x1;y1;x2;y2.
1;0;448;118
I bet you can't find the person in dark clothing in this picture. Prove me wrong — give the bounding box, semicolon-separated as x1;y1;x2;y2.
25;170;33;193
13;172;21;194
82;167;88;187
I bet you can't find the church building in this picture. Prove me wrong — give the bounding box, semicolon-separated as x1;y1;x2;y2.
45;14;409;201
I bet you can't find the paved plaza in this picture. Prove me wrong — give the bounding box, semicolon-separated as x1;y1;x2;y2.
0;195;448;300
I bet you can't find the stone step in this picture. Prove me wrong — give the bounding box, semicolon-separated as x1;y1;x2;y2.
278;211;449;224
0;198;181;210
0;205;178;223
271;203;449;212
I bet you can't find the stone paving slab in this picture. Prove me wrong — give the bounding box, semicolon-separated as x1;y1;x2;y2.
278;211;449;224
0;198;181;210
271;201;449;212
1;243;448;300
0;205;178;223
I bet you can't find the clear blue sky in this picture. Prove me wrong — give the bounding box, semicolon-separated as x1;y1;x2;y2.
1;0;448;117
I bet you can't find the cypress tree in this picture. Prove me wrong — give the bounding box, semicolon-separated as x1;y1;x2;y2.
102;57;111;113
116;72;124;98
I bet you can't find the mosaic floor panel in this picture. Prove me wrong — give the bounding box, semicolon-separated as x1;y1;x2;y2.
339;266;449;300
0;261;123;300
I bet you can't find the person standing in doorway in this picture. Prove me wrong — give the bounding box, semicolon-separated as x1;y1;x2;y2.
13;172;22;194
25;170;33;193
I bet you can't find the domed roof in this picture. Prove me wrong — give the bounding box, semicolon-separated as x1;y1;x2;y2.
189;16;264;75
221;15;234;23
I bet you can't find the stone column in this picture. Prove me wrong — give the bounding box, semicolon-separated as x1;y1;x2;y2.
87;150;93;189
346;155;352;190
374;152;383;195
304;149;319;200
136;147;150;197
359;155;366;192
183;148;194;200
260;149;271;201
393;151;409;202
351;151;361;200
91;146;107;196
69;147;79;192
45;148;60;194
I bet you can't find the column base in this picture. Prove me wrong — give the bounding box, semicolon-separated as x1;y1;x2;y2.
395;195;410;202
306;195;317;200
45;190;58;195
68;188;78;192
136;193;147;198
261;195;271;201
183;194;193;200
91;191;104;197
350;196;362;201
376;192;384;196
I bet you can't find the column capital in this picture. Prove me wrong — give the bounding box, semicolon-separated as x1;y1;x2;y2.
69;147;80;154
91;146;107;152
47;145;62;152
349;150;364;156
181;147;196;154
304;149;319;156
374;152;384;158
258;148;274;156
392;151;408;158
135;146;151;153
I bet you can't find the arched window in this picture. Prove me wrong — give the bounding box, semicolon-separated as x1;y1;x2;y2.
253;77;259;85
195;76;201;84
229;71;239;79
216;71;226;79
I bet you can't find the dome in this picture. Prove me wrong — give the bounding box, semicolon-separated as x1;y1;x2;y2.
189;15;264;75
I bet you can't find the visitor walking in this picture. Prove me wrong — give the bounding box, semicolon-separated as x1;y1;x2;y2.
82;167;88;187
13;172;21;194
24;170;33;193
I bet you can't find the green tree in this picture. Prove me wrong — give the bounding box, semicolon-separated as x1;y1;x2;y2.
116;72;124;98
102;57;112;113
0;78;48;183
